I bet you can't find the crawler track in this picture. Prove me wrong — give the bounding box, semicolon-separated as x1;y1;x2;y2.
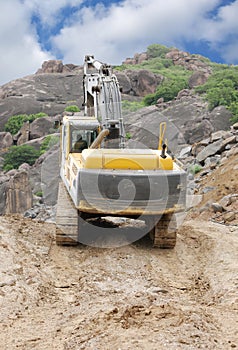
55;182;79;245
150;213;177;249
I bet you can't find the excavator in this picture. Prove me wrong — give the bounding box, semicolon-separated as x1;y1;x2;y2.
55;55;186;248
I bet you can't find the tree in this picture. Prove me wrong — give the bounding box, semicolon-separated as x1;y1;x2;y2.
3;145;40;171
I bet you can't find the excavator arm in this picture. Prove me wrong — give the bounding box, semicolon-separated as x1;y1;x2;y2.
83;55;125;148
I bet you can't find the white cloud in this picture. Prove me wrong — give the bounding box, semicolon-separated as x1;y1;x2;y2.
0;0;238;86
0;0;52;85
51;0;223;65
195;0;238;62
23;0;84;26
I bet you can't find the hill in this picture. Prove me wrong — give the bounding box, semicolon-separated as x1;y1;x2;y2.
0;45;237;349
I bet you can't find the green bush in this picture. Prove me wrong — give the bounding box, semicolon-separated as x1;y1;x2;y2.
195;68;238;122
189;164;202;175
64;105;80;112
144;76;189;105
40;135;59;154
4;113;47;135
121;100;145;114
35;191;43;197
3;145;40;171
229;102;238;124
146;44;170;59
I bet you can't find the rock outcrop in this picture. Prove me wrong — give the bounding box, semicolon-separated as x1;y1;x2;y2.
0;170;32;215
0;46;215;132
0;132;13;148
0;72;83;131
117;69;163;96
125;94;232;147
123;48;212;84
15;116;59;146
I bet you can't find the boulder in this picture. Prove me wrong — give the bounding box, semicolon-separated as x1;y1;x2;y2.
211;202;224;213
0;170;33;215
41;148;60;205
29;146;60;206
36;60;64;74
209;106;232;131
232;122;238;130
188;71;209;88
178;146;192;159
165;49;212;74
196;139;224;164
223;211;236;222
219;195;233;208
122;52;148;65
0;72;84;131
125;69;163;96
116;71;132;94
176;89;191;99
210;130;229;142
28;116;59;140
0;132;13;149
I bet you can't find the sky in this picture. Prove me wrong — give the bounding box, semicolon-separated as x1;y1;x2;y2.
0;0;238;86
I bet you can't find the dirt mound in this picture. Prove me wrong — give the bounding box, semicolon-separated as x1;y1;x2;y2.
0;215;237;349
192;153;238;226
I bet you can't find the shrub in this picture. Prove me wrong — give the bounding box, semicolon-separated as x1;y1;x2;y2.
64;105;80;112
144;76;189;105
229;102;238;124
121;100;145;114
35;191;43;197
3;145;40;171
4;113;47;135
189;164;202;175
146;44;170;59
40;135;59;154
195;68;238;123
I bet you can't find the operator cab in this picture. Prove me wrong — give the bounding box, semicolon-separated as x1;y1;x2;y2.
71;127;98;153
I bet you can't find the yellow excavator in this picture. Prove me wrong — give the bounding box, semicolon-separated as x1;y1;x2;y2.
55;55;186;248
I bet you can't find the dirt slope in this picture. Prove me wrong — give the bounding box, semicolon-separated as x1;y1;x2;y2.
0;215;237;350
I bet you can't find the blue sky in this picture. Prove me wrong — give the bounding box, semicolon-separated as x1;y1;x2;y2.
0;0;238;85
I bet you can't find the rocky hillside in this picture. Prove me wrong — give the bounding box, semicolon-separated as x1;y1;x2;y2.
0;46;237;219
0;46;234;132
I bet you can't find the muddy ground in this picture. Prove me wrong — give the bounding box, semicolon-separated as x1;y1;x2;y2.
0;214;237;350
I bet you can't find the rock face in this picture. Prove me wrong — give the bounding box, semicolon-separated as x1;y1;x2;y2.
119;69;163;96
0;61;162;130
0;170;33;215
36;60;64;74
123;52;148;65
124;92;233;151
0;132;13;148
16;116;59;146
40;148;60;205
165;49;212;75
188;71;210;88
0;46;213;131
123;49;212;80
27;145;60;205
0;72;83;131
